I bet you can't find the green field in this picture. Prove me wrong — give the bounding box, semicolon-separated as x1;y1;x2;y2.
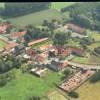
76;81;100;100
51;2;76;11
0;40;7;48
0;69;64;100
72;55;100;64
9;9;63;27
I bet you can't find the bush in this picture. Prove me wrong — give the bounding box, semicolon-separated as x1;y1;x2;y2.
68;91;79;98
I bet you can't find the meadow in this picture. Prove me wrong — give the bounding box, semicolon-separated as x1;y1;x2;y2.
0;69;64;100
72;54;100;64
9;9;63;27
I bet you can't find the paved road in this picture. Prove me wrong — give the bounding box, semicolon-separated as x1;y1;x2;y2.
67;61;100;70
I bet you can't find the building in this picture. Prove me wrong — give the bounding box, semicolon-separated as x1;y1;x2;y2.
31;67;47;77
28;38;48;46
65;23;86;35
14;44;25;56
9;31;26;42
59;70;95;92
48;59;68;71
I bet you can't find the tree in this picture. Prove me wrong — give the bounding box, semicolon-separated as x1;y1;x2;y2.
68;91;79;98
53;32;70;47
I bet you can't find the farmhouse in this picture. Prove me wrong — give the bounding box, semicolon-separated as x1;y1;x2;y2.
65;23;86;35
49;59;68;71
28;38;48;46
9;31;26;42
31;67;47;77
4;42;18;51
59;70;95;92
14;44;25;56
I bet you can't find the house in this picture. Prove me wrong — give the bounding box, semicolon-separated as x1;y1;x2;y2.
25;47;36;57
59;70;95;92
70;47;85;57
31;67;47;77
49;59;68;71
39;44;52;52
65;23;86;35
4;42;19;51
28;38;48;46
9;31;26;42
14;44;25;56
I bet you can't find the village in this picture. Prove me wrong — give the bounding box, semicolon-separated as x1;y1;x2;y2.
0;18;100;100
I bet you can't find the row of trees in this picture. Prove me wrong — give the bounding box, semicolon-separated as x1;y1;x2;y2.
0;55;23;74
0;70;15;87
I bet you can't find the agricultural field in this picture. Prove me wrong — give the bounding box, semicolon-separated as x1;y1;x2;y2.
72;55;100;64
51;2;76;11
9;9;63;27
0;69;64;100
76;81;100;100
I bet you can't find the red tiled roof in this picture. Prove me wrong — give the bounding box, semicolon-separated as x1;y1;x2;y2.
63;50;71;56
28;38;48;46
10;31;26;39
66;23;85;34
36;55;45;62
4;42;18;50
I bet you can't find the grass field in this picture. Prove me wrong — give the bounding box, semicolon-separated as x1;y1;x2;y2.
0;40;7;48
9;9;63;27
72;55;100;64
51;2;76;11
76;81;100;100
0;69;64;100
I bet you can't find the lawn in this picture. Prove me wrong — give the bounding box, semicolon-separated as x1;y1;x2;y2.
9;9;63;27
76;81;100;100
0;69;64;100
0;40;7;48
51;2;76;11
